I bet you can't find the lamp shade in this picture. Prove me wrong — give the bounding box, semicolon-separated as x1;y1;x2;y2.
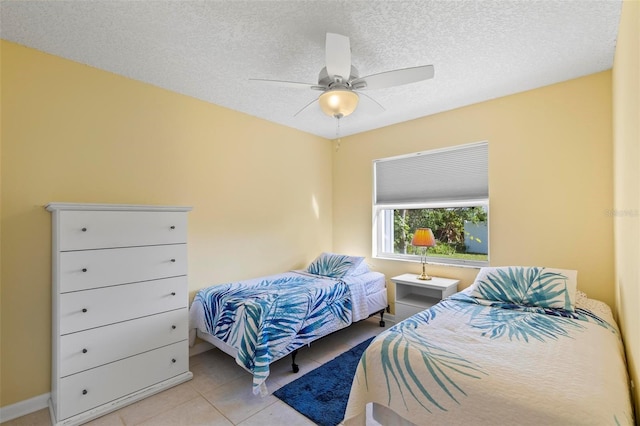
411;228;436;247
318;88;359;118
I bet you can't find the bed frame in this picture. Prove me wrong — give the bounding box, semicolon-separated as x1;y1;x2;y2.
196;297;388;374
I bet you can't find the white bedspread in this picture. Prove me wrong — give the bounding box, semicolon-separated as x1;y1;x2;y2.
344;290;634;425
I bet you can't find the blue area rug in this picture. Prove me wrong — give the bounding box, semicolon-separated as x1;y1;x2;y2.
273;337;374;426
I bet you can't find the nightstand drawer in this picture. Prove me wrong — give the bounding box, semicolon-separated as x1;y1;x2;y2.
396;302;428;320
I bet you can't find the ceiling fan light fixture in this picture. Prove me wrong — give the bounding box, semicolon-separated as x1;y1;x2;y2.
318;88;359;119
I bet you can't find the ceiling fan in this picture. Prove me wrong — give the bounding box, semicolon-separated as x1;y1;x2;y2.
250;33;435;119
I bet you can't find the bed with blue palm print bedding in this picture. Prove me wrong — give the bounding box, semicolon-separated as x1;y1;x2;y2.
189;253;388;396
343;266;635;425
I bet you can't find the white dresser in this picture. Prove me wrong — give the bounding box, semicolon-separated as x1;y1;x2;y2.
46;203;193;426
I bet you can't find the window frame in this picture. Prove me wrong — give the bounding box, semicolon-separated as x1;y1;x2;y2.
372;142;489;268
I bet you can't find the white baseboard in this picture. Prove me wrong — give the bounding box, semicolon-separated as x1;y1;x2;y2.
0;392;50;423
189;341;214;357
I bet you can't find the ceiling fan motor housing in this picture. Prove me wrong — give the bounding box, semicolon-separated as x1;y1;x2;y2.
318;65;361;88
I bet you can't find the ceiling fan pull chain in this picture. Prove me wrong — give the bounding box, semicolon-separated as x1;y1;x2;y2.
335;117;342;152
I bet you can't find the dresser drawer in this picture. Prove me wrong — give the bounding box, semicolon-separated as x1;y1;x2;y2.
59;308;187;377
59;276;187;335
58;210;187;251
57;341;188;421
59;244;187;293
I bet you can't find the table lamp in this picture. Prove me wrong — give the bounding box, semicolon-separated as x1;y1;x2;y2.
411;228;436;280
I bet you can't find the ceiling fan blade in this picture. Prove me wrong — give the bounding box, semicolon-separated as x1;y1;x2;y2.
352;65;434;90
249;78;323;90
325;33;351;81
293;97;319;117
358;91;386;115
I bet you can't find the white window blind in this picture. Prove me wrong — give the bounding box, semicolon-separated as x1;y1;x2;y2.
374;141;488;205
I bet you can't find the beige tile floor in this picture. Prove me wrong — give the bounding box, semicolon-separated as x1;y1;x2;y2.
3;317;389;426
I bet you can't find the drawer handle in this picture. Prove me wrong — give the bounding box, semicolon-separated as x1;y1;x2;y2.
171;292;176;296
82;308;88;313
82;348;88;354
82;389;88;395
82;268;87;272
170;259;176;263
170;225;176;230
172;325;176;330
171;358;176;363
81;227;87;232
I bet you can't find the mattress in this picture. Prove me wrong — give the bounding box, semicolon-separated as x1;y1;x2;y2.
362;271;386;296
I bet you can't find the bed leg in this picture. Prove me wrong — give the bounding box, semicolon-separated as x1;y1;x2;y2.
291;349;299;373
379;309;386;327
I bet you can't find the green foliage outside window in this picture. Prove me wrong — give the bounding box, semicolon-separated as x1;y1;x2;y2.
394;207;488;260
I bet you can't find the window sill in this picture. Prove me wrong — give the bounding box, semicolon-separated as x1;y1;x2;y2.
374;254;486;270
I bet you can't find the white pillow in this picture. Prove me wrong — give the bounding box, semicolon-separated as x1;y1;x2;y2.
351;261;371;276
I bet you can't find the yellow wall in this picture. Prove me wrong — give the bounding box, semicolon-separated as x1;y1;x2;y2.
332;72;614;315
613;0;640;416
0;40;333;407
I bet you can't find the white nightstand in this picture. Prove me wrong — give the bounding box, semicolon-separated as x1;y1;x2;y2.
391;273;460;322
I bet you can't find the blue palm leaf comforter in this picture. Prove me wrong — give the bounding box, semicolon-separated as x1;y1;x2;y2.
189;271;371;396
344;290;634;425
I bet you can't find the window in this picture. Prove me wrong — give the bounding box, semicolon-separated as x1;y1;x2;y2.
373;142;489;267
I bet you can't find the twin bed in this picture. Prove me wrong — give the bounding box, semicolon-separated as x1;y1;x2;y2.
188;252;387;396
190;258;634;425
343;266;635;425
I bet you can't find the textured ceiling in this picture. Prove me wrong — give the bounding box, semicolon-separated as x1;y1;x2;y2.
0;0;622;139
